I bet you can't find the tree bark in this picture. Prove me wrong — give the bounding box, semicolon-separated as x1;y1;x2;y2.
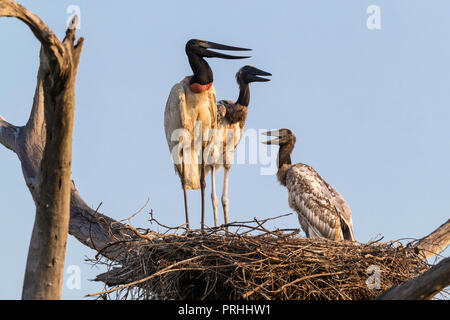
21;29;83;299
415;220;450;260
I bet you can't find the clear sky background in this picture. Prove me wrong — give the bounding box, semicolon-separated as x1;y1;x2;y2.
0;1;449;299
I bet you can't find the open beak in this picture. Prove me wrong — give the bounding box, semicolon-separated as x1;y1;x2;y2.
261;130;282;145
247;66;272;82
200;40;252;59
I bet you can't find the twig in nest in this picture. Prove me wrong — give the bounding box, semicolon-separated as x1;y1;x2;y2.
87;256;203;297
120;198;150;223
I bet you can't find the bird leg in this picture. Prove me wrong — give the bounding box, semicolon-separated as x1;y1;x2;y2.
210;166;219;227
200;144;206;233
221;165;230;231
181;150;190;229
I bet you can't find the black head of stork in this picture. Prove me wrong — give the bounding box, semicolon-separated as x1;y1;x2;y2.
236;65;272;84
236;65;272;106
262;129;296;168
185;39;251;86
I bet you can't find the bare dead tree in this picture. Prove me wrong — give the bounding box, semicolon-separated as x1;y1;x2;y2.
0;0;133;267
0;0;84;299
0;1;448;300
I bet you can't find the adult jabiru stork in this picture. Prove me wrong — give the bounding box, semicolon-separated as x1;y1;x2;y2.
210;65;271;229
164;39;251;231
262;129;355;241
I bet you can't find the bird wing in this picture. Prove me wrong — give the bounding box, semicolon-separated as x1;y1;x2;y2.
217;100;234;124
286;164;354;241
208;88;218;130
323;179;355;241
164;79;202;190
164;81;185;150
217;100;246;150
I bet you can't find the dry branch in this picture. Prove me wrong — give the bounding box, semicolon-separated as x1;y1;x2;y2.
0;115;18;151
415;220;450;260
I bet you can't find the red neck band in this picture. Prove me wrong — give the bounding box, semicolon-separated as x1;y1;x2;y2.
187;77;213;93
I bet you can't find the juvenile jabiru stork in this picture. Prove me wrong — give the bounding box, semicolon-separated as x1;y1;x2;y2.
262;129;355;241
164;39;251;231
210;65;271;228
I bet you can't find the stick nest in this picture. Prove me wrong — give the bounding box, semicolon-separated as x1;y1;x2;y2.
89;216;430;300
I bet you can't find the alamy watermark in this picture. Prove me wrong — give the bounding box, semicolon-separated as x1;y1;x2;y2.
66;5;81;30
66;265;81;290
366;265;381;290
367;5;381;30
169;122;279;176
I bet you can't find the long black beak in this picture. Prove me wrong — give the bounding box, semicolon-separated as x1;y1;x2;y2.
261;130;282;145
200;40;252;59
247;66;272;82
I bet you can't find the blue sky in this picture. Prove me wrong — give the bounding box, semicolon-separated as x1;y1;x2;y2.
0;1;449;299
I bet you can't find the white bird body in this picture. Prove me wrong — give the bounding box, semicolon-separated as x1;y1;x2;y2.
206;100;245;228
208;66;272;228
283;163;355;241
213;100;246;170
164;76;216;190
208;100;246;227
